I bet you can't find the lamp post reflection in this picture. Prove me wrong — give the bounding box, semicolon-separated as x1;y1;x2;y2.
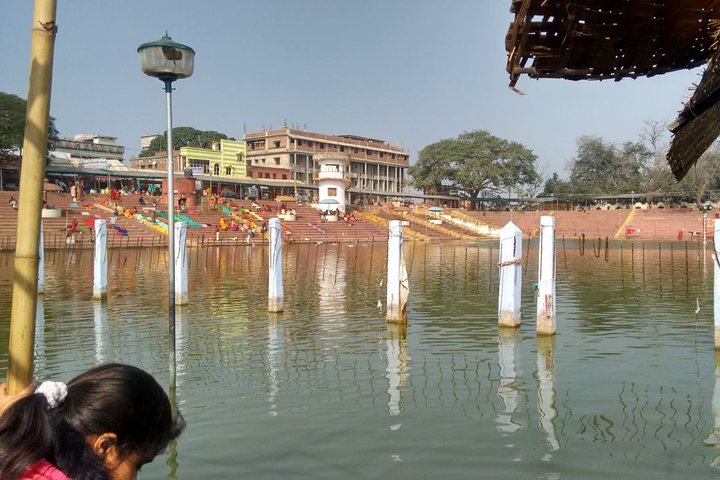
267;313;282;417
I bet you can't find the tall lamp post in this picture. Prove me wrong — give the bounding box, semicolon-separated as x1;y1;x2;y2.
138;34;194;364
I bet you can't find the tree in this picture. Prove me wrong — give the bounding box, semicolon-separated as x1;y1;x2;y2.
568;136;651;194
639;120;675;193
140;126;235;157
677;145;720;206
409;130;540;201
0;91;59;151
543;172;570;195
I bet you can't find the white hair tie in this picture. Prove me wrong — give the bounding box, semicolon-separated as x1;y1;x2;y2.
36;381;68;408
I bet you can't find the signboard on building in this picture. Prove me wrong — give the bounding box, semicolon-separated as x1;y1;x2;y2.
191;166;204;176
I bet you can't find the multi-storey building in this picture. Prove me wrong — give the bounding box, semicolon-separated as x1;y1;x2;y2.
244;128;409;203
52;134;125;164
130;139;247;178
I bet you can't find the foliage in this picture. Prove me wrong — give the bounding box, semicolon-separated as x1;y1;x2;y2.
542;172;571;195
0;91;59;151
568;136;651;195
140;127;235;157
409;130;540;199
677;146;720;206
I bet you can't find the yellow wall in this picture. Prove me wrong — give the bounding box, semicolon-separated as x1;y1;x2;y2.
180;139;246;177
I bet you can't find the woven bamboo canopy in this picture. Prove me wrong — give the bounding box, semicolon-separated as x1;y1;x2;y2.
505;0;720;180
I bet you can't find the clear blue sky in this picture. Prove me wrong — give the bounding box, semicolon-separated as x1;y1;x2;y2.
2;1;703;179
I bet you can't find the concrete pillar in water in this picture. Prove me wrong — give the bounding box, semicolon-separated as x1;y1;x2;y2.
37;223;44;295
268;218;284;312
387;220;409;323
536;216;556;335
715;219;720;349
93;219;107;300
498;221;522;327
174;222;189;305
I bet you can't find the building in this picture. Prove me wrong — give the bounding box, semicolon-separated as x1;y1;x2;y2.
244;128;409;203
52;134;125;164
130;139;247;178
315;152;351;212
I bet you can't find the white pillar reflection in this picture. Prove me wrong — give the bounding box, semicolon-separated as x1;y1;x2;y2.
267;313;283;416
93;301;108;363
175;306;188;392
497;329;522;433
386;323;410;416
536;336;559;453
705;351;720;448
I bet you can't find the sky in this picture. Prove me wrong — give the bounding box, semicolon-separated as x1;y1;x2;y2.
2;1;705;179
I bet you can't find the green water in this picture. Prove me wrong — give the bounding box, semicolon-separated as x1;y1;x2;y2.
0;240;719;479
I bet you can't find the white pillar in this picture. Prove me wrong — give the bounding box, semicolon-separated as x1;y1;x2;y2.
268;218;284;312
387;220;409;323
175;222;189;305
93;219;107;300
715;219;720;349
37;223;44;294
536;216;556;335
498;221;522;327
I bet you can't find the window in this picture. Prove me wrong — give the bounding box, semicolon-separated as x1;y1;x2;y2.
282;174;287;179
273;173;277;179
340;146;345;152
261;158;266;163
273;140;281;148
274;157;281;165
328;187;337;196
265;173;270;179
297;139;303;146
225;166;232;175
213;163;220;175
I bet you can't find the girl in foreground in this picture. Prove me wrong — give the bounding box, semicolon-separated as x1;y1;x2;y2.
0;363;184;480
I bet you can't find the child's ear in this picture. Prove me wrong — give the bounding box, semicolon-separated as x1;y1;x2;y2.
90;432;119;461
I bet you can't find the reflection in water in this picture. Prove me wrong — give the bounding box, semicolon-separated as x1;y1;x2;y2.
385;323;409;416
34;297;45;373
705;351;720;448
497;329;522;433
536;336;560;454
267;313;282;417
92;301;107;364
4;243;720;478
175;307;188;393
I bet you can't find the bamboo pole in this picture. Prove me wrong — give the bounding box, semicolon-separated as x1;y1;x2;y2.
8;0;58;394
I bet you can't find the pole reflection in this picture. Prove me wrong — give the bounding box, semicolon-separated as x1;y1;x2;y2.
386;323;409;416
497;329;522;433
267;312;282;417
92;301;107;364
536;336;560;454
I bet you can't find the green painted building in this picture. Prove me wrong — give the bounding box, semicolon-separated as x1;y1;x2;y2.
180;139;247;178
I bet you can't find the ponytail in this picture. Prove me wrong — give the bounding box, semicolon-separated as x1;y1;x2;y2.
0;394;53;480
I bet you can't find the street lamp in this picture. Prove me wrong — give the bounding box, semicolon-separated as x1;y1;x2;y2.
138;33;194;357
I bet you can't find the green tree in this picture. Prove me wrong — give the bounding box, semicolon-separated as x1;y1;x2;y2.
140;126;235;157
568;136;651;194
542;172;570;195
0;91;59;151
409;130;540;200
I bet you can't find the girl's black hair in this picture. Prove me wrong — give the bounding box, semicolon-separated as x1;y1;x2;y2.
0;363;184;480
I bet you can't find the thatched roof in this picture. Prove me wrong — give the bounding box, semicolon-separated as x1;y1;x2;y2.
505;0;720;180
506;0;720;86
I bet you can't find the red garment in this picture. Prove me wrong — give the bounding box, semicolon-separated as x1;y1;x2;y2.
22;459;70;480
